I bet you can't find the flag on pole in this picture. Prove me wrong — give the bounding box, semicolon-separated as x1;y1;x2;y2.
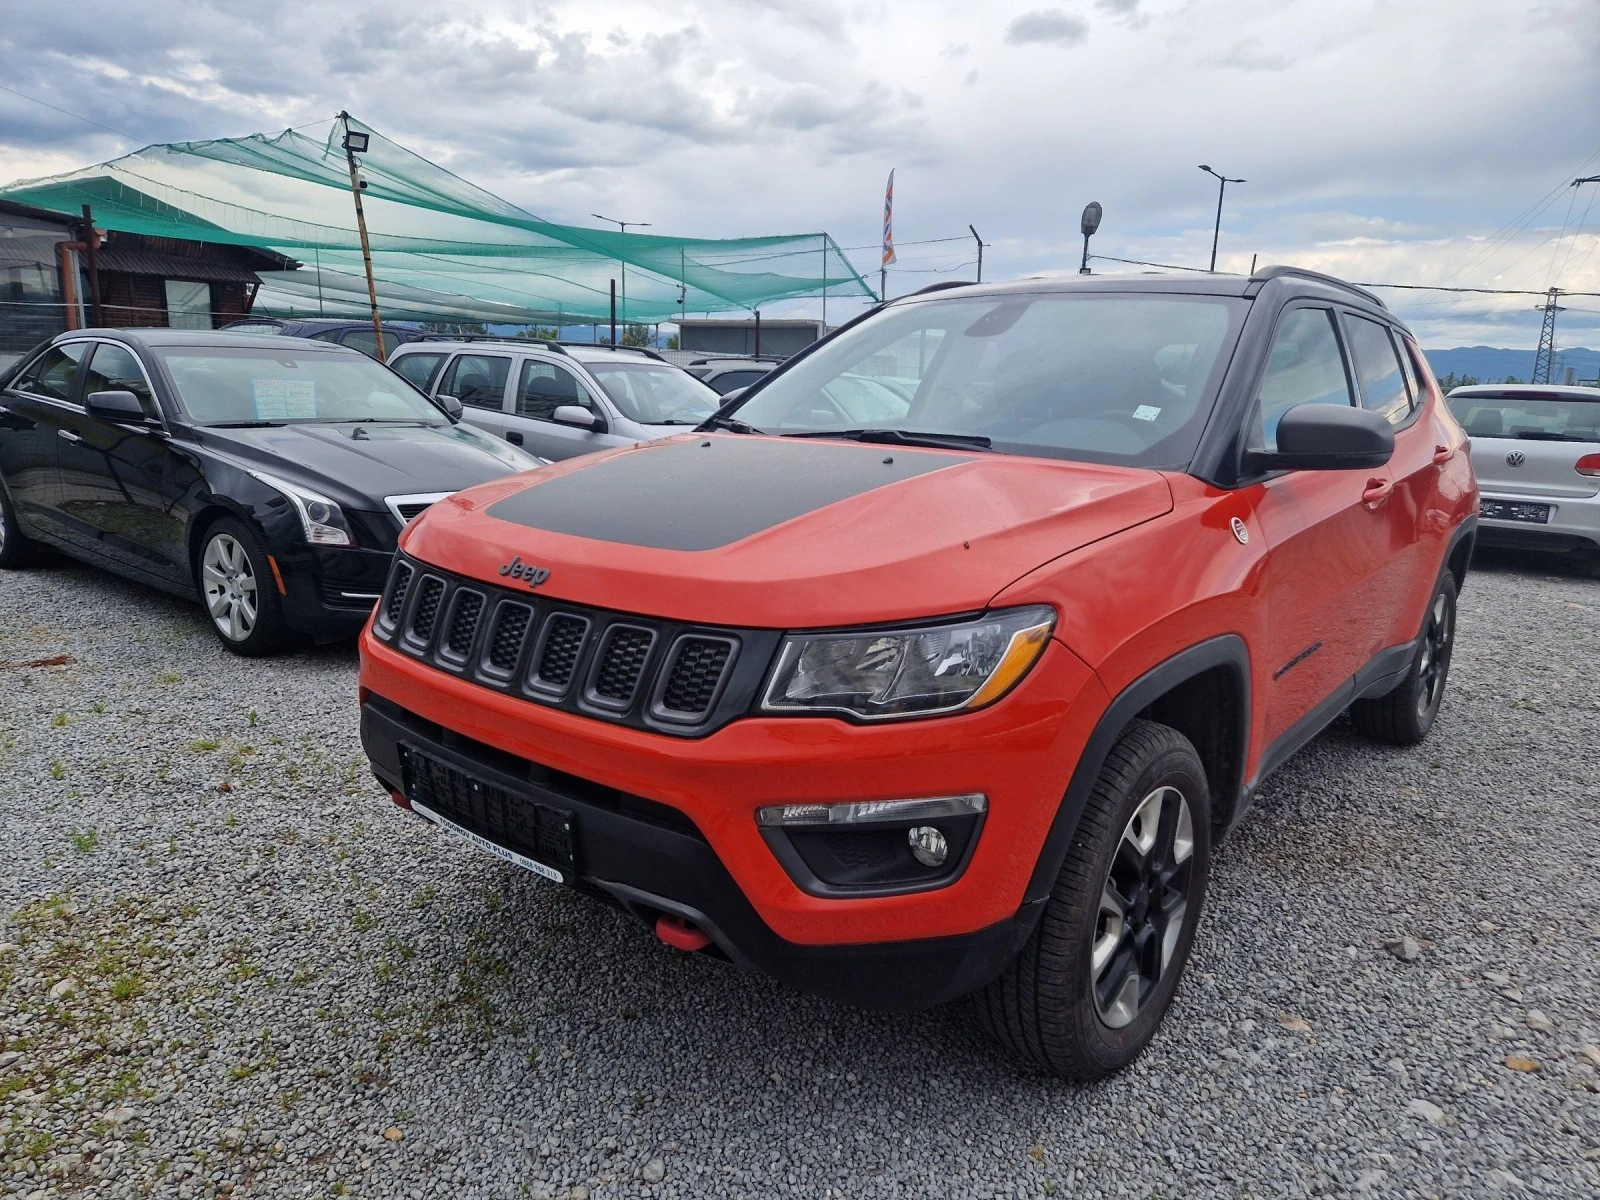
881;169;897;268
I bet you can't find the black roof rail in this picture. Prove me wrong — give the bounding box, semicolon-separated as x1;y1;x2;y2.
1249;265;1387;310
688;355;786;366
905;280;978;298
559;342;666;362
410;334;571;355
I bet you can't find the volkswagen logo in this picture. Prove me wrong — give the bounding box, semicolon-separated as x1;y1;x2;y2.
1506;451;1526;467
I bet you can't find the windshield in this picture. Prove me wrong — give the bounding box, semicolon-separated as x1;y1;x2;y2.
1447;393;1600;442
583;361;719;425
726;293;1247;467
155;347;445;426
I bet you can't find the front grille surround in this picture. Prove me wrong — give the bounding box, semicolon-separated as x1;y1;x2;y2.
374;554;779;738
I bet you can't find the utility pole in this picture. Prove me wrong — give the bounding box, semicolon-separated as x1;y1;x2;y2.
1531;288;1564;384
593;214;649;337
338;112;385;359
609;279;617;346
1199;164;1245;273
969;225;985;283
1531;176;1599;383
80;204;103;327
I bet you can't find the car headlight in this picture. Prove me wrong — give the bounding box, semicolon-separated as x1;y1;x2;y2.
760;605;1055;720
247;469;353;547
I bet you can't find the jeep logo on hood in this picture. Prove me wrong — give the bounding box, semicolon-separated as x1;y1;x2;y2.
499;557;551;588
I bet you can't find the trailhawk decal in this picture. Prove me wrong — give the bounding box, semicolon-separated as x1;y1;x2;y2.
485;437;973;551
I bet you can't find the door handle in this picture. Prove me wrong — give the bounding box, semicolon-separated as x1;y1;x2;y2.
505;431;524;446
57;428;82;444
1362;477;1394;507
1432;444;1453;464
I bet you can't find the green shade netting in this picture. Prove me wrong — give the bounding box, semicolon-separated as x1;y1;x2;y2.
0;116;874;323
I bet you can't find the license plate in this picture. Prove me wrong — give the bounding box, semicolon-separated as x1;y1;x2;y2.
399;744;576;884
1480;499;1551;523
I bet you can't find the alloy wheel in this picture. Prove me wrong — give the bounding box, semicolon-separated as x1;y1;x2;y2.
1414;590;1453;721
1092;785;1196;1029
202;533;259;642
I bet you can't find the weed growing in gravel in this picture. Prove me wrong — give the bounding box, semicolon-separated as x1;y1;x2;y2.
50;711;69;727
71;828;98;853
408;884;439;909
90;700;105;713
159;671;180;684
111;974;144;1000
351;909;377;933
224;810;238;827
50;760;65;780
190;738;221;752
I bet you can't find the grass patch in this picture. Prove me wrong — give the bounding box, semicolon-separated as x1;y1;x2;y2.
71;828;98;853
50;761;66;780
50;711;70;727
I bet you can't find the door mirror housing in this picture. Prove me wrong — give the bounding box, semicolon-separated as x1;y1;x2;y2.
1247;403;1395;472
435;393;464;419
552;405;605;432
85;390;149;423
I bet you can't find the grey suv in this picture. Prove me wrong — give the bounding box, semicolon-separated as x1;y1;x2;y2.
388;341;720;461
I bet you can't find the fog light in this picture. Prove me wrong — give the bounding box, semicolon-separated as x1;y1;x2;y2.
907;825;949;868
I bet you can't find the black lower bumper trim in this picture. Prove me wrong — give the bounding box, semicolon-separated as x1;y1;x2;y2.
360;696;1033;1011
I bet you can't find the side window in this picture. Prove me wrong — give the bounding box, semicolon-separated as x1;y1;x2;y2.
391;352;445;391
1255;307;1353;452
1398;337;1428;404
517;361;595;421
82;344;159;417
340;329;381;358
14;343;91;402
309;329;343;342
163;280;212;330
709;370;762;395
437;354;511;409
1345;315;1412;425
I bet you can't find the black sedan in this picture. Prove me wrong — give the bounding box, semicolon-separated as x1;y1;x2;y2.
0;329;543;655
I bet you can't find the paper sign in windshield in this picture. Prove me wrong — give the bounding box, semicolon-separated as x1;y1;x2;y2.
252;379;317;420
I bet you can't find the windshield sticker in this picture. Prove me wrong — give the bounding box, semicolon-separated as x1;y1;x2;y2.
252;378;317;420
1132;405;1162;422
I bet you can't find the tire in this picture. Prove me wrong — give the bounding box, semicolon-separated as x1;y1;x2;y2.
975;719;1212;1080
0;483;40;569
1348;572;1457;746
196;516;293;657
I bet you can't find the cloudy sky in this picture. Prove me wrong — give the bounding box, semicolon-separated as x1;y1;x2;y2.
2;0;1599;347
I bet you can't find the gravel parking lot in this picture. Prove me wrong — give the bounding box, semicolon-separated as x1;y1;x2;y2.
1;553;1596;1199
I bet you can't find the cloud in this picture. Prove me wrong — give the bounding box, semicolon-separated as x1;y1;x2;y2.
1205;37;1293;72
1003;10;1090;47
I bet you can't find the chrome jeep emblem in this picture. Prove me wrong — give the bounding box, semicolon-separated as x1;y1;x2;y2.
499;556;550;588
1506;451;1526;467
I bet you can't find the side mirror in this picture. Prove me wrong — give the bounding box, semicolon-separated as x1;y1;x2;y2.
85;390;148;423
1250;403;1395;472
435;393;464;419
552;405;604;432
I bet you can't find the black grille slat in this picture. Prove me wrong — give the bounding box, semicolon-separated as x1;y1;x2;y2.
377;554;763;737
444;591;485;659
383;562;414;626
593;627;654;703
396;502;432;521
661;638;733;715
534;615;589;691
485;603;533;674
410;577;445;642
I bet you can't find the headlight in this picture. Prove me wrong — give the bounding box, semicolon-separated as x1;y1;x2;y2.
247;469;354;547
760;605;1055;720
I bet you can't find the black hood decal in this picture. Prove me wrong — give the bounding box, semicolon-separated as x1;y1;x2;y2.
486;437;972;551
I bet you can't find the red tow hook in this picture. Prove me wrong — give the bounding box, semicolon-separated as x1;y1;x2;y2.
389;789;413;811
654;913;712;953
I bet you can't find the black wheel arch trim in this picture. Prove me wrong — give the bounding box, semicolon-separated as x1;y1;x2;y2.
1022;634;1250;908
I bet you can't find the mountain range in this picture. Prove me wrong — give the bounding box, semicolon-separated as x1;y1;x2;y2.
1422;346;1599;386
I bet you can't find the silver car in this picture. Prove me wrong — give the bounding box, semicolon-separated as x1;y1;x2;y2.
1446;384;1600;570
388;341;721;461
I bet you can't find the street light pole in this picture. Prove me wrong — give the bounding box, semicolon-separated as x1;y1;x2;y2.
338;112;385;358
968;225;985;283
1198;164;1246;273
593;214;649;340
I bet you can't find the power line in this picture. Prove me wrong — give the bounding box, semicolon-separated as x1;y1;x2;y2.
1087;256;1600;297
0;82;143;143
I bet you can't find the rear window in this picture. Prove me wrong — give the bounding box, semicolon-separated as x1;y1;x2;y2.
1446;394;1600;442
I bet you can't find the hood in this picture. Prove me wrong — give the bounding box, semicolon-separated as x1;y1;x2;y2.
197;421;538;509
403;434;1173;628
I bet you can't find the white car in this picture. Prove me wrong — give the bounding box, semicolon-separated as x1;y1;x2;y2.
1447;384;1600;572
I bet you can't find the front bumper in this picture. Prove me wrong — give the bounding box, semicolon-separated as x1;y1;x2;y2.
361;694;1040;1010
1476;490;1600;557
358;619;1104;979
272;544;394;641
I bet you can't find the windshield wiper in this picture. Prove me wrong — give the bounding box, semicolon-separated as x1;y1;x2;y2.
1511;431;1588;441
208;420;286;428
783;428;992;452
652;419;705;426
703;413;765;435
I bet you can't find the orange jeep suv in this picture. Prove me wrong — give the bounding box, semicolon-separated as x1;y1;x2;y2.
358;267;1478;1079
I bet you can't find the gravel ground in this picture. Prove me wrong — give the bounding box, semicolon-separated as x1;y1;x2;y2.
0;551;1596;1200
